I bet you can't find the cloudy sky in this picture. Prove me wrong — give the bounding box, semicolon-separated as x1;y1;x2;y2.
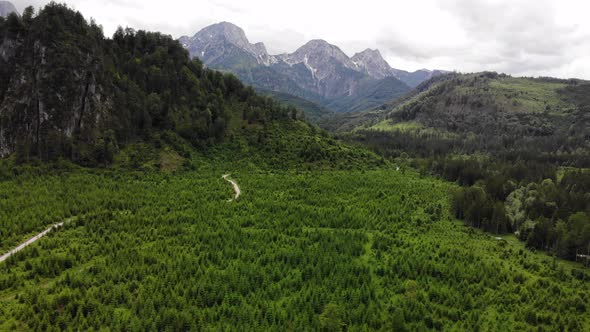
12;0;590;79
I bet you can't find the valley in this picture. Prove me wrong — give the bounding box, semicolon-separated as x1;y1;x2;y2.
0;2;589;331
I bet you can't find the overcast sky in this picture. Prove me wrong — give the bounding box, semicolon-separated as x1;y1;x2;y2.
11;0;590;79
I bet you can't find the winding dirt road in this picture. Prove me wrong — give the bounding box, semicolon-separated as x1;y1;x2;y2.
222;174;241;201
0;173;242;262
0;220;68;264
1;174;242;264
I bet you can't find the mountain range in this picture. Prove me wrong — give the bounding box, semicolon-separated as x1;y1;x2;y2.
0;1;18;17
180;22;447;114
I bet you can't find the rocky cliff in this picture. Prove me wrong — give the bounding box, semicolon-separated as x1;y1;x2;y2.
0;4;109;161
0;1;18;17
352;48;395;80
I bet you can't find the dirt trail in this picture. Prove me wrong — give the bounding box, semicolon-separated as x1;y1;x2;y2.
0;220;69;264
222;174;241;201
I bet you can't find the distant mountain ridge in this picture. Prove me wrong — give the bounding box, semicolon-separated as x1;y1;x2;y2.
179;22;275;67
352;48;395;80
180;22;448;113
0;1;18;17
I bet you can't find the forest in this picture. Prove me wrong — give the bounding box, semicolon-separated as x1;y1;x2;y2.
0;160;588;331
335;72;590;263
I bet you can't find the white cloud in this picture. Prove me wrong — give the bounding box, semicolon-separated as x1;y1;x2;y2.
11;0;590;79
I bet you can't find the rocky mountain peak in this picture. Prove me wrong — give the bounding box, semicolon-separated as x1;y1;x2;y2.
196;22;251;51
0;1;18;17
179;22;446;101
252;42;268;56
286;39;357;71
293;40;346;58
354;48;383;59
300;39;332;49
352;48;394;80
180;21;275;66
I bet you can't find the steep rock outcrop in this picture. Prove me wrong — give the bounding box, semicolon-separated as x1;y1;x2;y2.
352;48;394;80
276;39;365;98
0;1;18;17
179;22;276;68
0;4;110;161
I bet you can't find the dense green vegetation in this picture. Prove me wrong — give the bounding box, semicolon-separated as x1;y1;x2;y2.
257;89;333;123
330;72;590;262
325;77;410;113
0;4;305;166
0;117;383;253
1;160;588;331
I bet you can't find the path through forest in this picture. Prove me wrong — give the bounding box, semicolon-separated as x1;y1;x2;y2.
0;220;70;264
222;174;241;201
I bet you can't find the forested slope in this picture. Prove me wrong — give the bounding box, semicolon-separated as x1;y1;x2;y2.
334;72;590;262
256;89;333;123
0;4;323;167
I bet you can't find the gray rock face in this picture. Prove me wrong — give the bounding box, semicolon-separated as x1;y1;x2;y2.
277;39;364;98
179;22;275;67
352;49;450;87
0;1;18;17
0;30;109;158
284;39;358;72
352;49;394;80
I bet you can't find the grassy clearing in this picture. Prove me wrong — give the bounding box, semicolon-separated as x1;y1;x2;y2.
490;77;576;114
369;120;424;132
366;120;460;141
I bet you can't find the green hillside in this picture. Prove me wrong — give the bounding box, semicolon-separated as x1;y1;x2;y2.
325;76;410;113
340;72;589;164
333;72;590;263
257;89;333;123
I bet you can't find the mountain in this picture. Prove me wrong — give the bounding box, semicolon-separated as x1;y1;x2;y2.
394;73;589;145
179;22;451;113
351;48;449;88
179;22;326;110
352;48;395;80
328;72;590;146
277;39;367;99
0;1;17;17
392;68;450;88
178;22;274;68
